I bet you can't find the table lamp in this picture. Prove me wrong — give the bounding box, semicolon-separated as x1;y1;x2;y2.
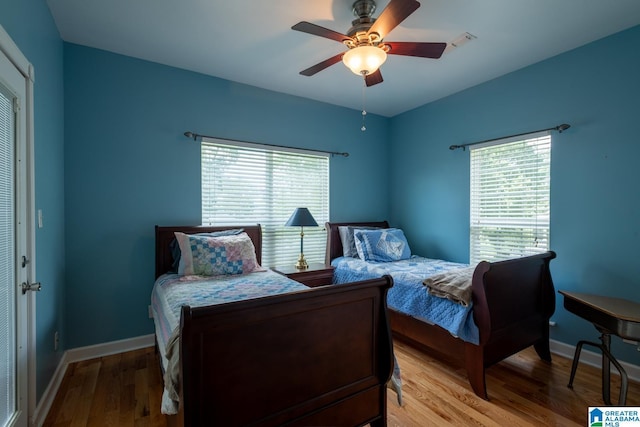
285;207;318;270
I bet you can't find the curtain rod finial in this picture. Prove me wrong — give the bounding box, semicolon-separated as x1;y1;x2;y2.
557;124;571;133
184;131;197;140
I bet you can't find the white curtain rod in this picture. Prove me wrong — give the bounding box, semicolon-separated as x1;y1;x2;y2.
184;131;349;157
449;123;571;151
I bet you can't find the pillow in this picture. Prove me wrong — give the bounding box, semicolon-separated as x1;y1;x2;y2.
338;226;380;258
353;228;412;262
174;231;264;276
169;228;244;271
338;226;356;257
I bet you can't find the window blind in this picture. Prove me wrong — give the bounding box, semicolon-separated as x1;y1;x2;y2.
201;139;329;268
470;132;551;264
0;83;16;425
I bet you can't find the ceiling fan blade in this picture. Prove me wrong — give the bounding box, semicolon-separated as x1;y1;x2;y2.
367;0;420;40
292;21;351;44
300;52;345;76
385;41;447;59
365;69;383;87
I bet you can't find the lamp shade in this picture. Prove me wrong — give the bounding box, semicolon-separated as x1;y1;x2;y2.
285;208;318;227
342;45;387;76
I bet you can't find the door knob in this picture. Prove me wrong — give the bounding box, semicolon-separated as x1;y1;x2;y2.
21;281;41;294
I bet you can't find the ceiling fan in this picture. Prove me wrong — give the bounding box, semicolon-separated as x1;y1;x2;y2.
292;0;447;87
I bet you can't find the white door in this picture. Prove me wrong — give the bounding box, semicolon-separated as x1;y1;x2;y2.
0;41;30;427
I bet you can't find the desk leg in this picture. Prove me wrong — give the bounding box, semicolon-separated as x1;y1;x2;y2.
600;333;612;405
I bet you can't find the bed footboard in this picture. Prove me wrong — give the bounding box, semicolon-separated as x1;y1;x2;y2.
466;251;557;398
179;276;394;427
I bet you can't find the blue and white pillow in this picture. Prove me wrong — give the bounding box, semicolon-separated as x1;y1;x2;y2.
338;225;380;258
353;228;411;262
169;228;244;271
174;231;264;276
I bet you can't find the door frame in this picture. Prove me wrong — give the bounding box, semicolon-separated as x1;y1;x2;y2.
0;24;36;426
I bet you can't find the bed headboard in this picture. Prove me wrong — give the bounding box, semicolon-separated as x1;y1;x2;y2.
154;224;262;279
325;221;389;265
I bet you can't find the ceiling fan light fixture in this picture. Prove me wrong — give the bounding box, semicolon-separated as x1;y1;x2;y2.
342;46;387;76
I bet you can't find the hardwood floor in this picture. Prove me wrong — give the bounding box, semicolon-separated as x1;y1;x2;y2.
43;347;166;427
43;340;638;426
388;340;638;426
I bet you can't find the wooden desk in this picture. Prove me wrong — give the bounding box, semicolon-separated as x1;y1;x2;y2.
559;290;640;405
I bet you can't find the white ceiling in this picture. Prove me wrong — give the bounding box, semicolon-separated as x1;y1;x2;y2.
47;0;640;117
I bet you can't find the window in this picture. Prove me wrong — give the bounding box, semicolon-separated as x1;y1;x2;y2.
201;138;329;268
470;132;551;264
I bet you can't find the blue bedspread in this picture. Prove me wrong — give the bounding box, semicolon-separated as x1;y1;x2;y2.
332;256;480;344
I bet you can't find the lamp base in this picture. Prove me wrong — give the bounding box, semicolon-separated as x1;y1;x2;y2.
295;254;309;270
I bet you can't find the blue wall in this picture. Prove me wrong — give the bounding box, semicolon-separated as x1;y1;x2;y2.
63;43;390;348
2;0;639;406
0;0;66;399
389;25;640;364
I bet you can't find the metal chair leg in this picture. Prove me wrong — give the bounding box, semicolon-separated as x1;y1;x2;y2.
567;333;628;406
598;334;629;406
568;339;592;389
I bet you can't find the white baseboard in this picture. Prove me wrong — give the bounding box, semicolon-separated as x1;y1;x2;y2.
550;338;640;383
64;334;154;364
33;334;154;427
31;351;70;427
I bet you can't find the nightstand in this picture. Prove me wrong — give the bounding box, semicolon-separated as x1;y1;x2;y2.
272;263;335;287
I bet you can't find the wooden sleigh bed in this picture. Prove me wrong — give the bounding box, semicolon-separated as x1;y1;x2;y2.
154;224;395;427
326;221;557;400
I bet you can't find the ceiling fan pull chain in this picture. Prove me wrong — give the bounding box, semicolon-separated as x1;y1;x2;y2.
361;78;367;131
